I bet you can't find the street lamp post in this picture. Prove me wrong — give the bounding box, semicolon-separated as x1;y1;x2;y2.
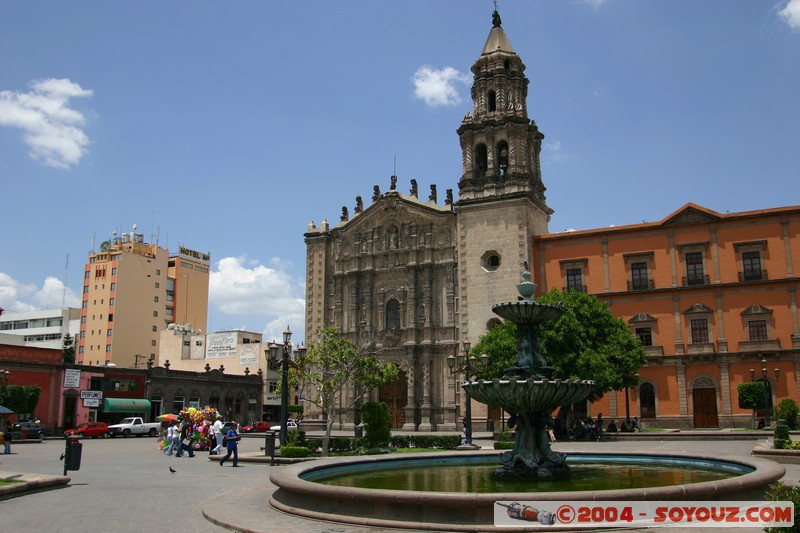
447;342;488;449
268;326;294;446
750;357;780;427
267;326;305;446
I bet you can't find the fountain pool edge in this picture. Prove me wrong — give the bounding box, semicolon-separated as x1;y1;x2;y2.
268;450;785;532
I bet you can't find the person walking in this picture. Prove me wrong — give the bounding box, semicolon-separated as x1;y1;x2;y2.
175;420;194;458
211;416;224;455
219;422;240;467
164;422;176;456
3;424;12;454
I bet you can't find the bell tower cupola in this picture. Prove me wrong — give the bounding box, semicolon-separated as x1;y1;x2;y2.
456;9;550;215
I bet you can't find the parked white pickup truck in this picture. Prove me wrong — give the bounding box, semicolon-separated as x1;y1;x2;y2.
107;417;161;438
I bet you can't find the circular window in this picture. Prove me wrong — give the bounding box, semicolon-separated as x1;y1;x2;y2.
481;251;501;272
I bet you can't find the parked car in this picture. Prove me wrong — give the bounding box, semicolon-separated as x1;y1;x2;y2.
240;421;271;433
65;422;110;439
14;422;50;441
107;417;160;438
269;420;299;433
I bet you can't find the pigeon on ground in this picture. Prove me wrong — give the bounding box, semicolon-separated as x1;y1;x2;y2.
59;453;65;461
169;467;176;474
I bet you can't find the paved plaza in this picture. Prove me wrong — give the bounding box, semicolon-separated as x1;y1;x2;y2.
0;432;796;532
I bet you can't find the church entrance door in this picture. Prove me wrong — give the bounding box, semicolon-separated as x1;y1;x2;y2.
379;371;408;429
692;388;719;428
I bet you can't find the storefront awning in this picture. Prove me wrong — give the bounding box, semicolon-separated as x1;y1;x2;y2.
102;398;151;413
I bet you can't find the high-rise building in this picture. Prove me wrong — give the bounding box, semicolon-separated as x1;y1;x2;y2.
78;227;209;368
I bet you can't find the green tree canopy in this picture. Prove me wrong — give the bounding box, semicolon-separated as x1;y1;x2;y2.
62;333;75;364
291;327;399;456
0;384;42;415
737;381;767;410
472;288;647;400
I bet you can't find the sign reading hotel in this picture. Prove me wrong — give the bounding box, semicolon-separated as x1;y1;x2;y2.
239;344;260;366
206;332;237;359
178;246;210;265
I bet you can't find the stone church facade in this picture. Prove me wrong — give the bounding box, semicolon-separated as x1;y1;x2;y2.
304;11;551;431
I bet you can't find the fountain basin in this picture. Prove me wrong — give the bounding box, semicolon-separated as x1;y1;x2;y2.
492;300;564;323
465;378;595;413
269;450;785;532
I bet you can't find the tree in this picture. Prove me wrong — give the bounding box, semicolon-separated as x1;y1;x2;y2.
62;333;75;364
738;381;767;429
360;401;391;449
473;288;647;402
291;327;399;456
0;384;42;415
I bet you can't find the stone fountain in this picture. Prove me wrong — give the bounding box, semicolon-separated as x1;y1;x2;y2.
464;265;595;479
266;265;785;531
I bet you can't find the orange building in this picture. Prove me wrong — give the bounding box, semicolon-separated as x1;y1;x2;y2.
79;227;210;369
533;203;800;429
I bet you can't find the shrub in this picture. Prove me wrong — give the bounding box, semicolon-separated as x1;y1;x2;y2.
286;429;306;447
361;402;391;449
390;435;411;448
774;424;791;449
776;399;800;430
494;441;514;450
280;445;310;458
495;430;514;442
764;482;800;532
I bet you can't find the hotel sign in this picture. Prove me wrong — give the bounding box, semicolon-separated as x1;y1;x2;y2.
178;246;210;265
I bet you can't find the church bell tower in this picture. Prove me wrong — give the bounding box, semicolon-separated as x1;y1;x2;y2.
455;10;553;346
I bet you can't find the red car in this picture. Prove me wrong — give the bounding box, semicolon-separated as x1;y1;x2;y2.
65;422;110;439
240;421;271;433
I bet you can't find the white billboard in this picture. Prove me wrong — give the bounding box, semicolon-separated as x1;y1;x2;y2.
205;332;237;359
239;343;260;366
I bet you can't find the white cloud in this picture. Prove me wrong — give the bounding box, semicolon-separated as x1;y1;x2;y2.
779;0;800;29
544;140;569;163
579;0;607;7
0;272;80;314
412;66;469;107
0;78;93;169
209;255;304;318
209;255;306;343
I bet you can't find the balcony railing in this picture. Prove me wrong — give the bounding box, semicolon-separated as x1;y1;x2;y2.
628;279;654;291
738;270;768;282
644;345;664;357
682;274;710;287
738;339;781;352
687;342;715;354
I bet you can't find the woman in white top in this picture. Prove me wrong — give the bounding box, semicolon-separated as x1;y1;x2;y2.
164;423;176;456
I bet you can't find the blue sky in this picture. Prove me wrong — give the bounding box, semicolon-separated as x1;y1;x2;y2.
1;1;799;344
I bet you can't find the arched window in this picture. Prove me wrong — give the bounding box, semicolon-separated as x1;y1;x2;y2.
488;90;497;112
386;299;400;330
475;144;488;177
497;141;509;176
639;382;656;418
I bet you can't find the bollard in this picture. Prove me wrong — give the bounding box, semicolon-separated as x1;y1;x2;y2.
265;431;277;464
63;435;83;476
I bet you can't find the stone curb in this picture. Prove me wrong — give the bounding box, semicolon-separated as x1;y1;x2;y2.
0;471;71;501
752;442;800;464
